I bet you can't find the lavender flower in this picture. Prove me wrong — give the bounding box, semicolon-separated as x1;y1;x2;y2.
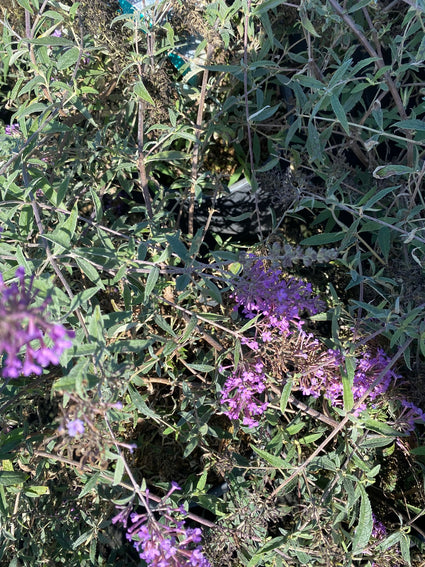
352;348;397;406
294;342;401;414
67;419;85;437
371;513;387;540
226;255;423;430
112;484;211;567
220;360;268;428
5;123;20;136
0;267;74;378
232;258;324;333
390;399;425;433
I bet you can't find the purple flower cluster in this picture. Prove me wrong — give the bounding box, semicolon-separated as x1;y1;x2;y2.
350;348;398;412
0;267;74;378
220;259;325;427
371;513;387;540
222;258;425;429
294;342;399;411
5;123;20;136
112;484;211;567
392;399;425;433
232;258;324;333
67;419;85;437
220;360;268;428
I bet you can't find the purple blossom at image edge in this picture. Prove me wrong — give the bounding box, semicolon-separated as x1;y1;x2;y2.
112;487;211;567
0;267;74;378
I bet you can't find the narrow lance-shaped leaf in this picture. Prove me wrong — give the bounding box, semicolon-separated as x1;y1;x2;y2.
352;485;373;554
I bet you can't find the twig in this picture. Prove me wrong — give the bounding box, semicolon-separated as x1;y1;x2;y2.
242;0;263;240
33;449;216;528
188;44;214;236
327;0;414;166
22;164;89;339
134;19;154;220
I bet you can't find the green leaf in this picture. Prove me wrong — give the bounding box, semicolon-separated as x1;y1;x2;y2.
30;36;74;46
393;118;425;131
360;435;394;448
16;0;34;11
166;233;190;262
14;102;48;118
134;80;155;105
56;47;80;70
24;485;50;498
362;418;404;437
0;471;28;486
128;385;160;420
411;445;425;455
300;232;345;245
377;227;391;262
0;429;24;459
144;266;160;303
342;356;355;411
352;485;373;554
186;363;215;372
400;531;411;564
75;257;104;288
373;165;416;179
331;95;350;134
248;103;280;122
280;377;293;414
113;457;125;486
88;304;105;343
247;537;287;567
52;204;78;248
251;445;290;469
70;95;97;127
300;13;321;37
18;76;46;97
252;0;286;14
181;315;198;342
78;472;101;498
66;287;101;315
145;151;186;162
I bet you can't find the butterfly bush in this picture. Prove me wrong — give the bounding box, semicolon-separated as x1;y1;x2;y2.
0;267;74;378
221;258;424;430
112;483;211;567
221;259;324;426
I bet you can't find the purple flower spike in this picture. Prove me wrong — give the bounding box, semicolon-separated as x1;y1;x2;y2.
232;259;324;332
0;267;74;378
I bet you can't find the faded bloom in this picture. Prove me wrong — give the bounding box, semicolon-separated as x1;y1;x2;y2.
0;267;74;378
67;419;85;437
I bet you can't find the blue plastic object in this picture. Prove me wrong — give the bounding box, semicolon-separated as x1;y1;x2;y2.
118;0;196;77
